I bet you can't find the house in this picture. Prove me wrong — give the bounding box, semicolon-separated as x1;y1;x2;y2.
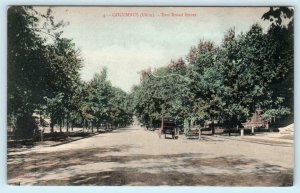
241;108;269;135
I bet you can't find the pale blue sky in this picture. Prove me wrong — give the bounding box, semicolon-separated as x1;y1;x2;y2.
36;7;270;92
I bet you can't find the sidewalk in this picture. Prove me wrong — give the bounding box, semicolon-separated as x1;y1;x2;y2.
210;132;293;147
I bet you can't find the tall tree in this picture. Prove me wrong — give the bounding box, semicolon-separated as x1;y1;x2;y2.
8;7;52;138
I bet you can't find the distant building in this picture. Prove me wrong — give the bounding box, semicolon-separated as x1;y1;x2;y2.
243;108;268;129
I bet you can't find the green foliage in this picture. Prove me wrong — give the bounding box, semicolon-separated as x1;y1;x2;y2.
262;7;294;27
132;7;293;130
7;6;65;138
132;58;193;128
8;6;132;138
8;6;294;139
82;68;133;129
8;6;48;117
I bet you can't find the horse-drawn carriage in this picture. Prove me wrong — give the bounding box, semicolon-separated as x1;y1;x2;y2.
162;117;178;139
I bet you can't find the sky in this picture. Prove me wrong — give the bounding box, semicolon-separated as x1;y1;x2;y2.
35;6;270;92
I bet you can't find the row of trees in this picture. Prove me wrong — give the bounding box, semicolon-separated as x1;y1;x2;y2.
8;6;133;139
131;7;294;134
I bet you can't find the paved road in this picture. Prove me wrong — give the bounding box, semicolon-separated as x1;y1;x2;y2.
7;125;293;186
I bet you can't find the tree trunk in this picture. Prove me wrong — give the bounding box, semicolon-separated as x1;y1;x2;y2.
15;113;37;140
50;114;54;133
83;119;85;133
59;119;62;133
40;129;43;142
66;119;69;133
159;116;164;139
211;120;215;135
62;118;65;132
50;122;54;133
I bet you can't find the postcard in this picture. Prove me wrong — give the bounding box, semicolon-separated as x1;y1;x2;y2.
7;6;294;186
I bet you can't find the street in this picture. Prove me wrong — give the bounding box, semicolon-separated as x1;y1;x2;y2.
7;125;293;186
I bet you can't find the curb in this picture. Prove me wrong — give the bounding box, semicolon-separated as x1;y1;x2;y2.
33;132;103;147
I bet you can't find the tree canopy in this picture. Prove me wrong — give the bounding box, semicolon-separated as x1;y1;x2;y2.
8;6;133;139
7;6;293;139
131;7;294;132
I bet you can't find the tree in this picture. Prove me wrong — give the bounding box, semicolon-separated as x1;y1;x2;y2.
86;68;133;131
8;6;53;138
8;6;83;138
262;7;294;28
45;37;82;132
132;9;294;135
109;87;133;128
133;58;191;130
261;7;294;123
187;40;223;134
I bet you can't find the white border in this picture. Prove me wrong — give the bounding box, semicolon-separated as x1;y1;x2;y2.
0;1;298;193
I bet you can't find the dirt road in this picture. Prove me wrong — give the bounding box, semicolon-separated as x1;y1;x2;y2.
7;125;293;186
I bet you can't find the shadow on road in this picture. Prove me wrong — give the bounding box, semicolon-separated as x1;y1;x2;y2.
7;144;293;186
